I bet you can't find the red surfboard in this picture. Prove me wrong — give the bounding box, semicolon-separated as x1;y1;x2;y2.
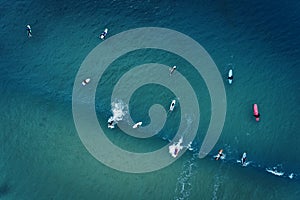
253;104;260;121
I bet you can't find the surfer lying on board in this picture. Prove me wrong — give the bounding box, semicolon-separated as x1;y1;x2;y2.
99;28;108;40
169;66;177;75
215;149;224;160
26;25;32;37
82;78;91;86
241;152;247;166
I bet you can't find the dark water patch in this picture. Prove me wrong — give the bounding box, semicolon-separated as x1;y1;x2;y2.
0;182;10;197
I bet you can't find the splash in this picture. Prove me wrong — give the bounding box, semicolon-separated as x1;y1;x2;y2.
213;153;226;160
169;115;196;157
236;160;251;167
169;137;184;158
288;173;294;179
266;168;284;176
107;99;128;129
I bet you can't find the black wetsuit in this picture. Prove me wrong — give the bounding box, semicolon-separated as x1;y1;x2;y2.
254;113;260;118
26;27;32;36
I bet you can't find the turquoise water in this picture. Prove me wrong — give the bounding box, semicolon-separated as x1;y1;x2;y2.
1;0;300;199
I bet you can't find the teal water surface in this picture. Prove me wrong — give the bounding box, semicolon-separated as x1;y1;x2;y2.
0;0;299;199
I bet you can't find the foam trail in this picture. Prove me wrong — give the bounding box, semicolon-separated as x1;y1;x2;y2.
212;175;223;200
211;161;226;200
174;155;197;200
266;168;284;176
107;99;128;129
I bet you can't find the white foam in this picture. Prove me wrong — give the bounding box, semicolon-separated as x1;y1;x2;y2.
169;137;183;158
212;175;222;200
107;100;128;129
236;160;251;166
213;154;225;160
266;168;284;176
288;173;294;179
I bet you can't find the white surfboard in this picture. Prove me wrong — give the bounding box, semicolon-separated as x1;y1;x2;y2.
82;78;91;86
228;69;233;84
169;100;176;111
133;122;142;128
241;152;247;166
100;28;108;40
169;65;177;75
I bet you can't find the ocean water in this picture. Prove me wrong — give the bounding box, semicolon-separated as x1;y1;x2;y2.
1;0;300;199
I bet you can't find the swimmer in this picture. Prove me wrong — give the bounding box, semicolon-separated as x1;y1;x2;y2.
99;28;108;40
169;65;177;75
174;147;179;157
81;78;91;86
26;25;32;37
215;149;224;160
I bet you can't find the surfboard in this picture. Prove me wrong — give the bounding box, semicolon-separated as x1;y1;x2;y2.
228;69;233;84
82;78;91;86
100;28;108;39
241;152;247;166
215;149;223;160
133;122;142;128
253;104;259;121
169;100;176;111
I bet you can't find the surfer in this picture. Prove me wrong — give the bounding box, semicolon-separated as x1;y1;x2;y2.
107;119;115;129
133;122;142;129
169;65;177;75
174;148;179;157
82;78;91;86
215;149;224;160
169;100;176;112
228;69;233;84
99;28;108;40
241;152;247;166
253;104;260;121
26;25;32;37
169;137;183;158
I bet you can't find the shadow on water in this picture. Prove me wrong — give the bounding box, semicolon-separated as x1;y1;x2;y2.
0;183;10;197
